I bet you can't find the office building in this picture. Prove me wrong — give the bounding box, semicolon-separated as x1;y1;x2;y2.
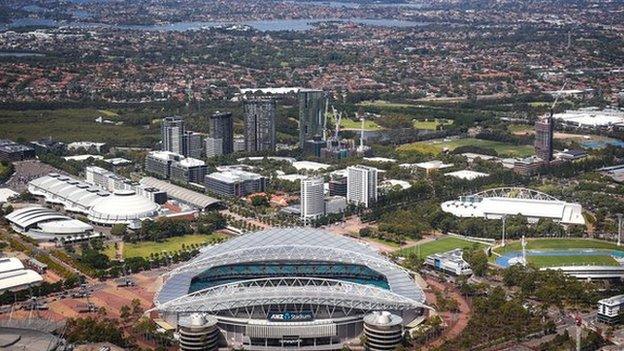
183;131;204;158
86;166;131;192
204;137;223;158
329;176;348;197
298;89;326;147
534;114;554;162
300;177;325;222
145;151;183;179
598;294;624;324
303;137;327;157
233;135;246;153
347;165;378;208
209;112;234;155
244;98;276;152
161;116;185;154
204;169;267;197
170;158;207;184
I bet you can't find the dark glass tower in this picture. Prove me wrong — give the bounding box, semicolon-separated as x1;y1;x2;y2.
209;112;234;155
534;115;553;162
298;90;326;148
244;98;276;152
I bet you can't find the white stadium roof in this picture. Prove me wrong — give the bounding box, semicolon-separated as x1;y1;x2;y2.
441;187;585;225
155;228;426;314
445;170;490;180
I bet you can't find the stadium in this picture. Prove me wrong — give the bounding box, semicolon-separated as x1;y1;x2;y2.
441;187;585;225
153;228;428;350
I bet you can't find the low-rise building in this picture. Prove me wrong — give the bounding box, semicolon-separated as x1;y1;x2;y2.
598;294;624;324
145;151;183;179
324;196;347;215
205;169;267;197
513;156;545;176
425;249;473;276
170;157;207;184
0;257;43;293
554;149;587;161
5;206;96;242
0;140;35;161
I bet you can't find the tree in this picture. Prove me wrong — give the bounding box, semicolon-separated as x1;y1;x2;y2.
464;246;488;276
111;224;127;237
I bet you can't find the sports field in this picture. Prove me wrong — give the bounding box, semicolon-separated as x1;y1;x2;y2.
413;118;453;130
357;100;417;108
528;255;618;267
340;117;382;131
496;238;623;255
105;233;226;259
494;238;624;268
397;236;488;259
397;137;534;157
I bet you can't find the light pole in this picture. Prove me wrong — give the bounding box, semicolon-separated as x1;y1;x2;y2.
617;213;623;247
501;214;508;247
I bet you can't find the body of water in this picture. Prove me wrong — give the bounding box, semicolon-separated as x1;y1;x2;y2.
0;52;45;57
1;17;427;32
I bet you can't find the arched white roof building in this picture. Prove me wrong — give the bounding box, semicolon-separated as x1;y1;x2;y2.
28;173;161;226
5;206;94;241
87;190;160;225
441;187;585;225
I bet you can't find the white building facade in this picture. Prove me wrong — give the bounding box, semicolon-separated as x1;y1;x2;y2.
300;177;325;222
347;165;378;208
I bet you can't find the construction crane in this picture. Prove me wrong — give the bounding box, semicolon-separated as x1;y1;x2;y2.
550;80;568;117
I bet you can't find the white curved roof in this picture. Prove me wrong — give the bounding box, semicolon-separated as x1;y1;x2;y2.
87;190;160;224
441;188;585;225
5;206;94;235
29;174;160;225
156;228;425;312
28;174;109;213
0;258;42;293
6;207;69;228
140;177;220;209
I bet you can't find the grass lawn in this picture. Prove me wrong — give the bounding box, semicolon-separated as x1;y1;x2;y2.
529;255;618;267
413;118;453;130
0;109;158;146
507;124;533;133
357;100;418;108
97;109;120;117
105;233;227;259
396;236;487;259
340;117;382;131
397;137;534;157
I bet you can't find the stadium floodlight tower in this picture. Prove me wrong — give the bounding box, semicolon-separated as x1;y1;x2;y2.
617;213;623;247
501;214;508;247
